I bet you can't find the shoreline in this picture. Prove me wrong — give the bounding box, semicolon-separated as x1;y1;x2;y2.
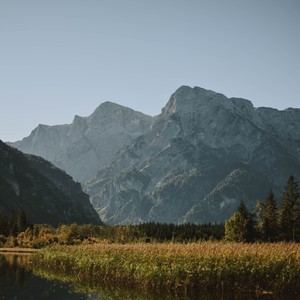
0;247;38;254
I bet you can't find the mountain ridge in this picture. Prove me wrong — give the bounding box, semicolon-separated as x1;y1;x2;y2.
0;140;103;226
84;86;300;224
11;102;153;182
9;85;300;225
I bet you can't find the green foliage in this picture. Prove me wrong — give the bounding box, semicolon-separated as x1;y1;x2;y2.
137;222;224;242
224;201;256;242
11;222;224;248
279;176;300;242
225;176;300;243
0;209;31;237
2;175;300;247
0;234;6;247
225;211;247;242
256;191;279;242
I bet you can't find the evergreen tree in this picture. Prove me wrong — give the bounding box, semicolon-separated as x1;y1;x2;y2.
8;210;18;236
16;210;29;233
256;191;279;242
279;176;300;242
0;209;31;237
0;209;8;236
225;201;256;242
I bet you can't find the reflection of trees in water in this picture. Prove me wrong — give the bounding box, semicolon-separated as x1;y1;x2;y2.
0;254;290;300
0;254;87;300
0;254;31;287
32;266;281;300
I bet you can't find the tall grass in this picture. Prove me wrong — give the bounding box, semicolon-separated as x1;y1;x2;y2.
31;242;300;294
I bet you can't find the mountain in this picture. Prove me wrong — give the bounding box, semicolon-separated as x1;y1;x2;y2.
83;86;300;224
11;102;153;182
0;140;103;226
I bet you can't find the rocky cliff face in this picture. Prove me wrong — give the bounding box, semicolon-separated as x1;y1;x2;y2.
0;140;103;226
84;86;300;224
11;102;153;182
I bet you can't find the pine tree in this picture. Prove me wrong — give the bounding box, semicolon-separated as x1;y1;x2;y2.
8;210;18;237
256;191;279;242
279;176;300;242
16;210;29;233
0;209;8;236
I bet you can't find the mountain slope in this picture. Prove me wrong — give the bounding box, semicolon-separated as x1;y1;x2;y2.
84;86;300;224
11;102;153;182
0;140;103;226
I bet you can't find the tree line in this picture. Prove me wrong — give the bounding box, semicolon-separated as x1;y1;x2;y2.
0;221;224;248
225;176;300;242
0;210;31;237
137;222;224;242
0;175;299;247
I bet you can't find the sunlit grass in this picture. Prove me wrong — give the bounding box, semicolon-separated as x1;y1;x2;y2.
31;242;300;294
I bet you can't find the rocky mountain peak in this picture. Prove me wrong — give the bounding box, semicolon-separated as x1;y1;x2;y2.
32;124;50;135
11;102;153;182
228;97;254;115
72;114;86;124
84;86;300;225
9;85;300;225
88;101;152;127
92;101;124;114
162;85;228;116
91;101;142;117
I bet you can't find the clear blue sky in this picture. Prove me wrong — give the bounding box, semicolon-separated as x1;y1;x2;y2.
1;0;299;142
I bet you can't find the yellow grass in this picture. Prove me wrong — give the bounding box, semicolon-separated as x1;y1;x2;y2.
31;242;300;294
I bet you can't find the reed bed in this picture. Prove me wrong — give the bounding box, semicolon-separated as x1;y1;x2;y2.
31;242;300;294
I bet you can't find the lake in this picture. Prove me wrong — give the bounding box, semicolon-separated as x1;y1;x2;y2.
0;253;294;300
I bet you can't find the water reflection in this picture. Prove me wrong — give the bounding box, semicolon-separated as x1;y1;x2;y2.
0;254;87;299
0;253;294;300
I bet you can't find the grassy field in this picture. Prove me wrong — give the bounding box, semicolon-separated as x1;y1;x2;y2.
31;242;300;295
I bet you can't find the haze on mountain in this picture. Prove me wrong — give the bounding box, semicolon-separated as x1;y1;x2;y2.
0;140;102;226
83;86;300;224
11;103;153;182
11;86;300;225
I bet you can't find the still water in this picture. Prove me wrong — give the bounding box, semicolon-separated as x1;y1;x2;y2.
0;254;294;300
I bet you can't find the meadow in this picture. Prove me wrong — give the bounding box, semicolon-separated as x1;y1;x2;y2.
31;242;300;295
